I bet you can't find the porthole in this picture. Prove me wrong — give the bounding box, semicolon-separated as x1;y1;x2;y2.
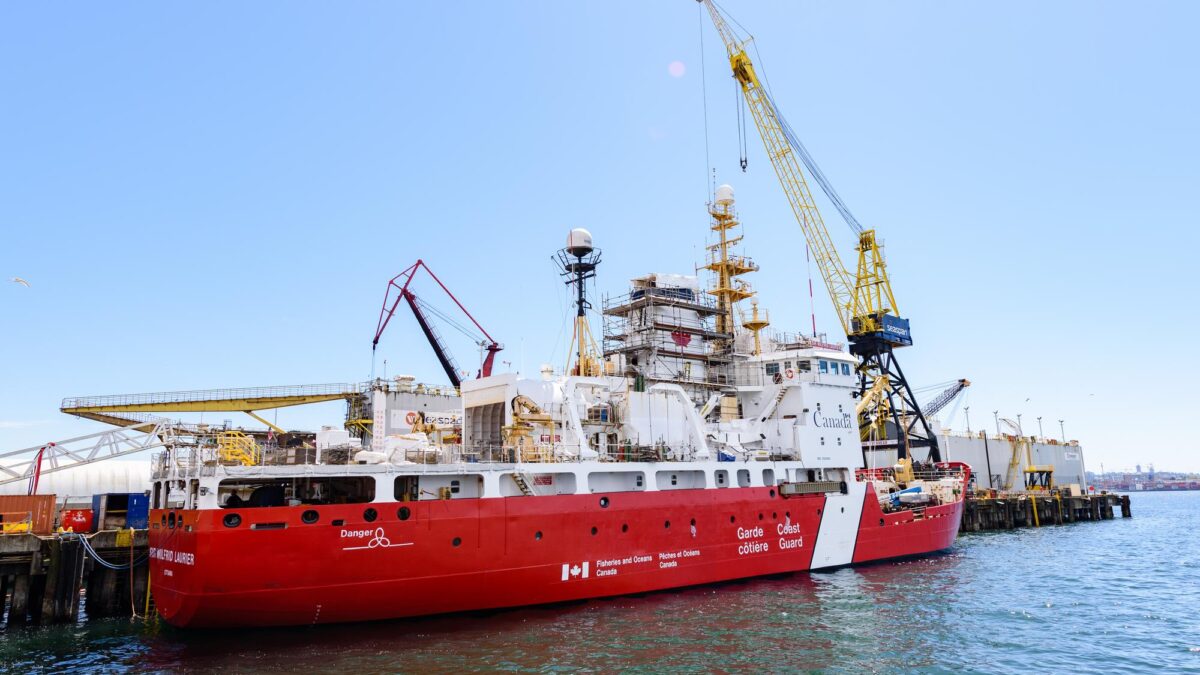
621;523;629;533
591;526;598;536
599;497;610;508
160;514;166;527
452;537;462;547
729;515;736;524
301;510;319;524
690;518;696;527
758;513;764;521
363;508;378;523
769;489;776;498
879;518;885;527
535;531;543;540
816;509;822;516
664;520;671;529
222;513;241;528
398;506;411;521
785;511;791;519
772;512;777;520
168;512;176;528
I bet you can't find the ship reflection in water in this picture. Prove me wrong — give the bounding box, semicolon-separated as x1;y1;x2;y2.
138;553;972;672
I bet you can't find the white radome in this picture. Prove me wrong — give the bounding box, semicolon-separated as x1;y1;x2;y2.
715;184;735;205
566;228;594;257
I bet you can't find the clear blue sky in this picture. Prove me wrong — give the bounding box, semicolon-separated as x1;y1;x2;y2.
2;2;1196;472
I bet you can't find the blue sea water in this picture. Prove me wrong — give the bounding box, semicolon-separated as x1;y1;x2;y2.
0;491;1196;673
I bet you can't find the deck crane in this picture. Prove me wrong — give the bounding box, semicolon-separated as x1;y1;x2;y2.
698;0;942;462
919;379;971;420
372;260;502;389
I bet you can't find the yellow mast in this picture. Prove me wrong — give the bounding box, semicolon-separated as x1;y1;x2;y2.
704;185;757;353
742;300;770;356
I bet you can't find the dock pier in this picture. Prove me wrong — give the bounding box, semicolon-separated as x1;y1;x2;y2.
0;530;148;625
961;492;1130;532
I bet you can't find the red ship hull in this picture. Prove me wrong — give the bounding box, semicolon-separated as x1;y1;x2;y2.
150;483;963;628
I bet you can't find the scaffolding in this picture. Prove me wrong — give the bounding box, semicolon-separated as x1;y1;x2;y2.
602;284;732;395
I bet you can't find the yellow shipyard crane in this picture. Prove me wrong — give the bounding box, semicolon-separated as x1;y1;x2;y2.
698;0;941;462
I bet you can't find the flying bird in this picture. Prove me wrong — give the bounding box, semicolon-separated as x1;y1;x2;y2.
10;277;30;288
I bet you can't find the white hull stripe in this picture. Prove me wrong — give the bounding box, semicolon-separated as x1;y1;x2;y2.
810;482;866;569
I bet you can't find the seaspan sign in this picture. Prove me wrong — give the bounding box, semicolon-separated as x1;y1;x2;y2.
813;411;854;429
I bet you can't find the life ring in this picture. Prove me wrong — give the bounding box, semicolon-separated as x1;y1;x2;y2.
785;368;795;379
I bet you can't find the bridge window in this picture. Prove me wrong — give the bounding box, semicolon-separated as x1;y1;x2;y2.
798;360;811;372
818;361;829;374
765;363;781;377
840;363;851;376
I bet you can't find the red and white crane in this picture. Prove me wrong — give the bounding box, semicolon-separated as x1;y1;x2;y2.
372;260;502;389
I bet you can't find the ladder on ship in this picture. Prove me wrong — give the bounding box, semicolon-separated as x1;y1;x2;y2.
759;384;789;421
510;473;535;496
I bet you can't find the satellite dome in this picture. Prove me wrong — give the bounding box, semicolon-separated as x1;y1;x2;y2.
715;184;735;205
566;228;594;257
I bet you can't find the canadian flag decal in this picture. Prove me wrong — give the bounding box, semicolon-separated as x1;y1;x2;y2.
561;562;590;581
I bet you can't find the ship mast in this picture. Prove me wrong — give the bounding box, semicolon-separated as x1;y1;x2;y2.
555;228;603;376
704;185;759;355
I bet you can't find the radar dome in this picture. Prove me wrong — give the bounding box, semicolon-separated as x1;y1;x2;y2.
715;184;735;205
566;228;594;257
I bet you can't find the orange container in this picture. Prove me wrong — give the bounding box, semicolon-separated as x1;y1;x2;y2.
0;495;56;535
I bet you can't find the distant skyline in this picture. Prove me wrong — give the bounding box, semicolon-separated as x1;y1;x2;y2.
2;1;1197;471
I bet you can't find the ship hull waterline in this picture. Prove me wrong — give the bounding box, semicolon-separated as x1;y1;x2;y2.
149;483;963;628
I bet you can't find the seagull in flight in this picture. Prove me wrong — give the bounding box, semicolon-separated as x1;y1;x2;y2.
10;277;30;288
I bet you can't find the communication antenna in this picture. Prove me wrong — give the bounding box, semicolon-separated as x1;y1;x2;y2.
554;229;603;376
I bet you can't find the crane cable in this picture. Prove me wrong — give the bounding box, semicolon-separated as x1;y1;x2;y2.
413;295;486;345
712;0;866;237
736;85;748;171
769;93;865;236
698;3;714;200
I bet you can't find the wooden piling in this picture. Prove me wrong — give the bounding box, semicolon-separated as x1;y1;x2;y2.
0;574;9;624
961;492;1129;535
8;574;30;626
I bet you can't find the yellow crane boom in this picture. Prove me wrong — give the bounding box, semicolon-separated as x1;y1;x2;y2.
698;0;903;343
699;0;940;462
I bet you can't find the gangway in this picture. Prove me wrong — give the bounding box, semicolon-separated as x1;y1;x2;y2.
61;382;368;433
0;420;186;488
